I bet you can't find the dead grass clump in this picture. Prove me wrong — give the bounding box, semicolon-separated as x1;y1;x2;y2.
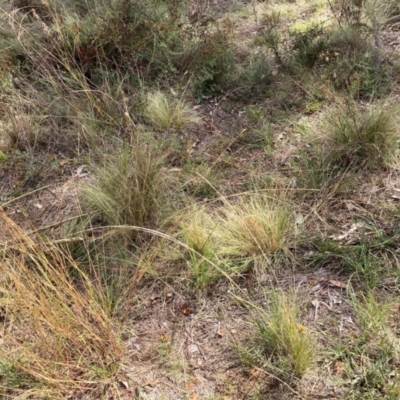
0;210;124;398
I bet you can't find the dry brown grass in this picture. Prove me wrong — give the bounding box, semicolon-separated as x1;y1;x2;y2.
0;210;124;398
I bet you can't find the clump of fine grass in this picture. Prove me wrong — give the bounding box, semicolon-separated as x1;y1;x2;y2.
144;91;200;131
181;194;295;259
81;144;164;240
291;150;354;202
239;290;314;382
215;193;294;257
179;193;295;287
180;207;220;288
0;210;124;398
181;208;217;258
322;102;399;170
351;291;400;350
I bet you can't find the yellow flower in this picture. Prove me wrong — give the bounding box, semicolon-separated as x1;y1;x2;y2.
298;325;307;334
160;334;169;342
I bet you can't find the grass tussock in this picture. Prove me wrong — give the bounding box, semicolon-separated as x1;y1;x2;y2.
81;144;164;239
180;193;295;287
145;91;200;131
0;211;123;398
239;290;315;381
181;193;294;259
215;194;294;257
181;207;218;258
180;207;221;288
324;103;399;169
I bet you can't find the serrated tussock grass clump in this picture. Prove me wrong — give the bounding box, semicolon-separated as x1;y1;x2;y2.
180;207;220;287
239;290;314;381
181;207;218;258
179;193;295;286
215;193;294;257
323;103;399;169
145;91;200;131
0;211;123;398
81;144;164;239
181;193;294;258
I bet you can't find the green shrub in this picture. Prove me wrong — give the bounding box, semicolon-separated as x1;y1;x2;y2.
290;25;328;69
4;0;231;84
229;52;273;100
190;32;234;98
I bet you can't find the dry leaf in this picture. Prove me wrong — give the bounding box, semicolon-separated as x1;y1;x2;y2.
118;380;129;389
217;329;226;338
333;361;345;378
76;165;85;175
145;378;160;388
189;393;199;400
329;279;347;289
349;328;359;338
181;304;194;315
188;344;199;354
328;294;342;306
249;368;262;380
186;378;200;391
311;299;320;308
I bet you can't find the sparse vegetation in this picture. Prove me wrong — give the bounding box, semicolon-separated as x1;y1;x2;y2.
1;0;400;398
